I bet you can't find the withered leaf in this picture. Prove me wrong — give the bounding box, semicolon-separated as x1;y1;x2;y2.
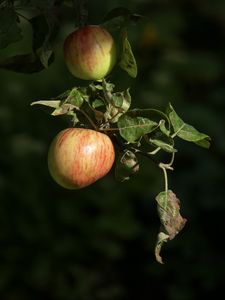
155;190;187;264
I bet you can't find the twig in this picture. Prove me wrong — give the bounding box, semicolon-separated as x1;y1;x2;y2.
76;107;98;130
75;0;88;27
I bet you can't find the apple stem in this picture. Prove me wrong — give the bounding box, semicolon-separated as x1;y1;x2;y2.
75;0;88;27
76;107;98;130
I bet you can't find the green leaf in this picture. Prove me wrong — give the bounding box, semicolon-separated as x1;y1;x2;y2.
51;103;76;116
101;81;131;123
111;89;131;111
65;88;84;108
102;80;115;93
31;100;61;108
149;132;176;153
92;99;105;109
31;99;76;116
159;119;170;136
168;104;211;148
119;30;137;78
89;82;103;91
155;190;187;264
118;111;158;143
150;138;176;153
115;150;139;182
107;89;131;123
0;8;22;49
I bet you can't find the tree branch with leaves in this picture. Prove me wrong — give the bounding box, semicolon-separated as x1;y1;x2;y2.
0;0;211;263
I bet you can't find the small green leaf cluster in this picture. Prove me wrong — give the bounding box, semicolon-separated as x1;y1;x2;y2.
31;79;210;182
31;75;210;264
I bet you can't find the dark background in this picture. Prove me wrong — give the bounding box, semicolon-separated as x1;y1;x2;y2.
1;0;225;299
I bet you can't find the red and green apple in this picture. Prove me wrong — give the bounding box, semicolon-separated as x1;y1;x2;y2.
63;25;117;80
48;128;115;189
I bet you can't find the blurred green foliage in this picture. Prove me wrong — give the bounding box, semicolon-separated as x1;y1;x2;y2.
0;0;225;299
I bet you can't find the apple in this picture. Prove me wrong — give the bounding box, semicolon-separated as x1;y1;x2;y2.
63;25;117;80
48;128;115;189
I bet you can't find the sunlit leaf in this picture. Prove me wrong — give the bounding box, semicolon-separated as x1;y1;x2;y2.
159;119;170;136
155;190;187;264
30;99;76;116
92;99;105;109
168;104;211;148
106;89;132;122
118;113;157;143
111;89;131;112
51;103;76;116
65;88;84;108
30;100;61;108
149;132;176;153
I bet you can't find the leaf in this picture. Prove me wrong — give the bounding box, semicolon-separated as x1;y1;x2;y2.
149;132;177;153
168;104;211;148
159;119;170;137
31;100;61;108
155;190;187;264
65;88;84;108
103;7;131;22
37;48;53;68
31;99;76;116
115;150;139;182
111;89;131;112
30;14;48;51
101;81;131;123
102;80;115;93
30;12;58;68
119;30;137;78
89;82;103;91
92;99;105;109
118;112;158;143
31;87;87;115
0;53;48;73
0;8;22;49
51;103;76;116
108;89;131;122
155;232;170;264
102;7;142;31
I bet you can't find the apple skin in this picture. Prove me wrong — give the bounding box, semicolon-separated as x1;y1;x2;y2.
63;25;117;80
48;128;115;189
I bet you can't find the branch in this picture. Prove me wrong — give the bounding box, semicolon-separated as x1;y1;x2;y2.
75;0;88;27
